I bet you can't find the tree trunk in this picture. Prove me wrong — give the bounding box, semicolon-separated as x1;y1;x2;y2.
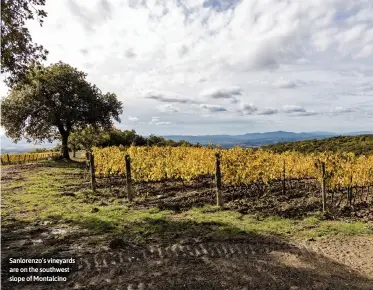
62;133;70;160
73;150;76;158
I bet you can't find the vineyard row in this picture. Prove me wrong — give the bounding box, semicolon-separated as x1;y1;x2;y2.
91;146;373;190
0;152;60;165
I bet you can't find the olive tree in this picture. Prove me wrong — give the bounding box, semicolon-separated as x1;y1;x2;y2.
1;62;123;159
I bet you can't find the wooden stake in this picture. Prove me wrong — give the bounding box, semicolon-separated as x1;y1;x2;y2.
348;175;353;206
215;153;223;207
125;154;134;202
89;152;96;192
321;162;327;213
282;159;286;195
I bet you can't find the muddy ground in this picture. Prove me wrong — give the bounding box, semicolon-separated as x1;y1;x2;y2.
1;163;373;289
99;175;373;221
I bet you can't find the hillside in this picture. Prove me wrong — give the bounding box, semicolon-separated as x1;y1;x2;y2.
262;134;373;156
163;131;372;148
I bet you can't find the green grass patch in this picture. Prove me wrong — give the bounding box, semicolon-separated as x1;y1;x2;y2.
2;161;372;244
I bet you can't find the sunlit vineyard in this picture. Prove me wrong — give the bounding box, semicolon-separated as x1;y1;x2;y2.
0;152;60;165
92;146;373;190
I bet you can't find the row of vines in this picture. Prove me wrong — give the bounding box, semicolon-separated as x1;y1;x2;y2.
92;146;373;190
0;152;60;165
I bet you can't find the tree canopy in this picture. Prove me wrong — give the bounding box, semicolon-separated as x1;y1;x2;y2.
69;126;109;153
67;128;201;154
1;0;49;87
1;62;123;159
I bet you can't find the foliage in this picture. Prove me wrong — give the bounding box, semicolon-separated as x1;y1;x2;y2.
3;162;371;241
263;135;373;156
27;146;61;153
146;135;200;147
0;62;123;159
27;148;48;153
1;0;49;87
69;126;110;152
92;146;373;189
100;129;200;147
0;151;59;164
68;127;201;152
52;144;62;152
101;128;138;147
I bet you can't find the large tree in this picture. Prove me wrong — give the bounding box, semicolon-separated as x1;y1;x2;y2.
1;62;123;159
1;0;49;87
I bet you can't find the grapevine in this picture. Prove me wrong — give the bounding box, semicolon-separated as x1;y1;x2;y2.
0;152;60;165
92;146;373;190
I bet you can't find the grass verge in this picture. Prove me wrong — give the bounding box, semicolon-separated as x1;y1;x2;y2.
2;161;372;245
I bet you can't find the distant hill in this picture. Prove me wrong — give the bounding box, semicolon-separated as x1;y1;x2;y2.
162;131;373;148
0;135;57;153
262;134;373;156
2;131;372;153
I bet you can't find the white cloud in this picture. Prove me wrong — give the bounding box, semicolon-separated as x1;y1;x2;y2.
290;111;319;117
148;117;158;124
239;103;258;115
145;91;199;104
273;79;306;89
149;116;172;125
128;116;139;121
257;108;279;115
0;0;372;136
125;48;137;59
199;104;227;112
156;104;179;113
282;105;319;117
201;87;242;103
330;106;355;115
282;105;307;113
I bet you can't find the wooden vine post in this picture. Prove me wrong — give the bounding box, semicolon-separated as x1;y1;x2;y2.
215;153;223;207
89;152;96;192
348;175;353;206
282;159;286;195
7;154;10;165
125;154;134;202
321;162;327;213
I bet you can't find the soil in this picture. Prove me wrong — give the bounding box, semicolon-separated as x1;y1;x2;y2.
2;222;373;290
2;163;373;289
106;177;373;221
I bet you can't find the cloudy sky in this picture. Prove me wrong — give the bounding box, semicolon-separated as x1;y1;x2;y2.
1;0;373;136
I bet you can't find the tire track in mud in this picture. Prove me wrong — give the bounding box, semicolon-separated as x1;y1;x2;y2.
65;239;373;290
68;240;307;290
76;241;300;272
3;239;373;290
